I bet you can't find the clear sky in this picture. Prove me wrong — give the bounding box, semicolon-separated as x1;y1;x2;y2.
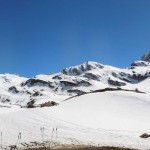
0;0;150;77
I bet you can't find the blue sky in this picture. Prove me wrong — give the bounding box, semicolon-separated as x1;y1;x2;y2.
0;0;150;77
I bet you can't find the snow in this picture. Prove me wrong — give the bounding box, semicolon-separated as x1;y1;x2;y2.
0;58;150;149
0;89;150;149
0;60;150;107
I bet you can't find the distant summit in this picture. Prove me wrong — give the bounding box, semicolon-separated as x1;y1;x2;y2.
62;61;104;75
141;49;150;62
1;51;150;108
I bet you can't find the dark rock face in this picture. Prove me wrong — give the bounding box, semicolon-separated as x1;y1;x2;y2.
131;61;150;67
60;81;78;87
32;91;40;96
112;72;118;78
40;101;58;107
52;75;62;80
132;74;148;81
84;73;101;81
67;89;86;95
2;98;10;103
140;133;150;138
27;100;35;108
21;79;54;88
60;80;91;89
121;78;132;83
108;79;126;86
61;69;67;75
62;61;104;75
76;80;92;86
8;86;19;94
70;68;80;75
141;50;150;62
84;61;104;70
62;68;80;75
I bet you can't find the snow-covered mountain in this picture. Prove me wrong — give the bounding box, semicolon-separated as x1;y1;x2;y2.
1;51;150;149
0;51;150;108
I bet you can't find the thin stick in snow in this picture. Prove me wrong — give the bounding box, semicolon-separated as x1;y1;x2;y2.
40;127;44;142
42;127;44;141
1;132;3;150
40;127;43;141
56;128;58;140
17;132;21;147
19;133;21;145
51;128;54;141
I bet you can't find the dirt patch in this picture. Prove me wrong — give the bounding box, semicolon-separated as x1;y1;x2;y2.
25;146;136;150
64;87;145;101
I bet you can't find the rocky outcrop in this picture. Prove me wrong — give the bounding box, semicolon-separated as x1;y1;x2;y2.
132;73;148;81
75;79;91;86
141;50;150;62
131;61;150;67
108;79;126;86
67;89;86;95
52;75;62;80
32;91;42;97
8;86;19;94
21;79;54;88
83;73;101;81
62;61;104;75
27;99;35;108
140;133;150;138
40;101;58;107
60;81;78;87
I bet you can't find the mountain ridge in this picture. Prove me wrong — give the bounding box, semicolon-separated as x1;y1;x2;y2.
1;52;150;149
0;51;150;108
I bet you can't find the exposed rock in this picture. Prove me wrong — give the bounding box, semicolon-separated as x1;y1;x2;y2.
83;73;101;81
120;72;126;77
8;86;19;94
62;61;104;75
132;74;148;81
2;98;10;103
32;91;40;96
121;78;132;83
9;145;17;150
76;80;92;86
21;79;54;88
52;75;62;80
67;89;86;95
112;72;118;78
108;79;126;86
40;101;58;107
60;81;78;87
26;91;31;95
140;133;150;138
141;50;150;62
27;100;35;108
131;61;150;67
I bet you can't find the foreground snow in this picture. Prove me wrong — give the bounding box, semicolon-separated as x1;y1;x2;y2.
0;89;150;149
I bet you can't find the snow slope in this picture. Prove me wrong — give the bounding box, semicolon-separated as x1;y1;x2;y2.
0;89;150;149
0;51;150;149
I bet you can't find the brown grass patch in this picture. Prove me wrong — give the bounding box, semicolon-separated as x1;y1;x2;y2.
25;146;136;150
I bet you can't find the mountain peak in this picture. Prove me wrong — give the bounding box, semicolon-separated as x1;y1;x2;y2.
61;61;104;75
141;49;150;62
